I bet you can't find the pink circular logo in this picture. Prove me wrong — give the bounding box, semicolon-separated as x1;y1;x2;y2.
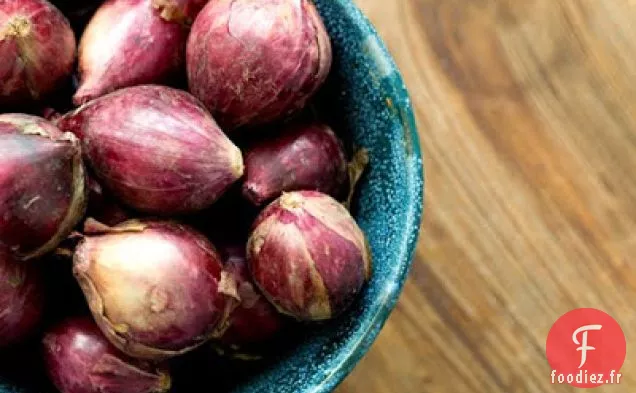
546;308;626;388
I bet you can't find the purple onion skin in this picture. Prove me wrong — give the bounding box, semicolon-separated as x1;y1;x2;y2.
43;317;171;393
243;122;347;206
0;0;76;106
217;245;284;347
247;191;371;321
0;114;87;260
186;0;333;130
0;247;44;348
73;0;204;105
73;220;233;360
57;85;244;215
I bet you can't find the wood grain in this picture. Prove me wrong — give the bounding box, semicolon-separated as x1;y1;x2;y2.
337;0;636;392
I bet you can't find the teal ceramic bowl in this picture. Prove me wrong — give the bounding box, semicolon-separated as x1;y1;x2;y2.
0;0;423;392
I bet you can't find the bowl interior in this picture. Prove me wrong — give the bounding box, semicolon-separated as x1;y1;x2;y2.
0;1;423;392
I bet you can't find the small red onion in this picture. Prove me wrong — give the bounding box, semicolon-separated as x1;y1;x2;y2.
0;247;43;348
0;114;87;260
217;245;284;348
43;316;171;393
73;219;237;360
73;0;204;105
0;0;75;105
247;191;371;321
243;122;347;206
57;85;244;215
186;0;332;130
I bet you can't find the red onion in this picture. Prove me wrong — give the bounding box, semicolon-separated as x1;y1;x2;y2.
73;0;204;105
86;176;131;227
43;316;171;393
247;191;371;321
0;114;87;260
57;85;244;215
0;0;75;106
186;0;332;130
73;219;237;360
0;246;44;348
243;122;347;206
217;245;283;348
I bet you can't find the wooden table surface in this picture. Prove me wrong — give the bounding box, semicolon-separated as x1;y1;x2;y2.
336;0;636;392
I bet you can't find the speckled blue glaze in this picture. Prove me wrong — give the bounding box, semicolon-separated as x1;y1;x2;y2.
0;0;423;392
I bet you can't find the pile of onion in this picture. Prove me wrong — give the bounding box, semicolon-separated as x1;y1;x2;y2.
0;1;374;392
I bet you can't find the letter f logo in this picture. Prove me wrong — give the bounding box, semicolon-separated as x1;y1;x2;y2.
573;324;603;368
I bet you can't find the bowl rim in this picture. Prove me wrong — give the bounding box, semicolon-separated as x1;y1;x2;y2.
308;1;425;392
